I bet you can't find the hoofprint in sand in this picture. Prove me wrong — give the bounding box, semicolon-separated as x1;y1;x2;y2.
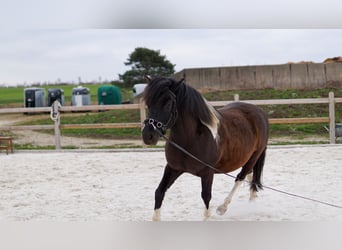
0;145;341;221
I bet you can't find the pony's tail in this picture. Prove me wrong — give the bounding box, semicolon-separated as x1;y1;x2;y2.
251;149;266;192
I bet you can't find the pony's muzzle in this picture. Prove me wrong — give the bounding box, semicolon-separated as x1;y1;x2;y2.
142;122;160;145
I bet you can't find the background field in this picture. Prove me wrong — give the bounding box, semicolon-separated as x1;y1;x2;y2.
0;83;133;107
1;84;342;148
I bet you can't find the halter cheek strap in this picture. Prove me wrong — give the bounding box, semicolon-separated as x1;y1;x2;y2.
144;90;178;135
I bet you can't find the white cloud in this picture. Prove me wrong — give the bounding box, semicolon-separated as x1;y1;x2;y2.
1;1;342;29
1;29;342;85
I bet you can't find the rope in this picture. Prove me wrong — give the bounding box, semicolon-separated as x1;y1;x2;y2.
50;100;61;122
157;131;342;209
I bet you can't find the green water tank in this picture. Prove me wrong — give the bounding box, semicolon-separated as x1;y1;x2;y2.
97;85;122;105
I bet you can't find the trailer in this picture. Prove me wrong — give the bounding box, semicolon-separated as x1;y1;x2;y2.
24;88;46;108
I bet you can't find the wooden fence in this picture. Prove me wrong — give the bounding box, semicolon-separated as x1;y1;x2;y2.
0;92;341;150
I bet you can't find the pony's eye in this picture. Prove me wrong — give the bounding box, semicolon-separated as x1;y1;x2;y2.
148;119;154;124
164;100;173;112
157;122;163;128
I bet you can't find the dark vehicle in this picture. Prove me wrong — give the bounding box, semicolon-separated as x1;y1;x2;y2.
24;88;46;108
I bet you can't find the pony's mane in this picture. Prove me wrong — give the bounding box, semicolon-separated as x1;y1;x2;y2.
144;77;220;139
143;77;172;107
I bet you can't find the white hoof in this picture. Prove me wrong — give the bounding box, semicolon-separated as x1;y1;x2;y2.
204;208;211;220
216;205;227;215
152;209;161;221
247;173;253;182
249;191;258;201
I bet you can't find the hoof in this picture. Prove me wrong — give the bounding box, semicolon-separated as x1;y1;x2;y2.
216;205;227;215
152;209;161;221
249;191;258;201
204;209;211;221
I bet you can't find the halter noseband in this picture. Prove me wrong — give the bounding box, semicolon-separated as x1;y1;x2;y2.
145;118;167;133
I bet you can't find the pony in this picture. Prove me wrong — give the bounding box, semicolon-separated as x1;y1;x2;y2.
142;77;269;221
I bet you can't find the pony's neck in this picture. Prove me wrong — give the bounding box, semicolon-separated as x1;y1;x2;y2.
200;100;220;140
170;114;198;142
173;107;220;142
170;109;219;144
170;83;221;141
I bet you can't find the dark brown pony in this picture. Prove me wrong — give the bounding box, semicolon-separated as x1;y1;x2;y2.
142;77;269;221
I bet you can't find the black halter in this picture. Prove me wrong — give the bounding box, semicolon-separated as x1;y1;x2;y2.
144;90;178;135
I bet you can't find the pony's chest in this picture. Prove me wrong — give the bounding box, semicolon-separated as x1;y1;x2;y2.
164;141;218;175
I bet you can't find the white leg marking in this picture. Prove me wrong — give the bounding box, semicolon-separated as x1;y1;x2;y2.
216;181;243;215
249;191;258;201
204;208;211;221
247;173;253;183
246;173;258;201
152;209;161;221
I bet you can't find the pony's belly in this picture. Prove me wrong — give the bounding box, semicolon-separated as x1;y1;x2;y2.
216;149;255;173
216;160;246;173
167;158;214;176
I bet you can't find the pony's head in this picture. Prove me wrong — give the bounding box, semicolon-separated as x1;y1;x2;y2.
141;77;182;145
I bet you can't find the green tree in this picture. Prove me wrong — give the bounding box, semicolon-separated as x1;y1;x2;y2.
119;47;176;86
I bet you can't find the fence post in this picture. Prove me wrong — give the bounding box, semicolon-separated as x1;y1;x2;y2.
51;101;61;150
139;98;146;147
139;98;146;126
329;92;336;144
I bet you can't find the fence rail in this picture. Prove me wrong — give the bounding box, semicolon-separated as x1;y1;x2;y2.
0;104;142;114
0;92;341;149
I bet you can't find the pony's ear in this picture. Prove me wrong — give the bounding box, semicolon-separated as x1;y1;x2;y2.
144;75;152;83
170;78;184;92
178;78;185;84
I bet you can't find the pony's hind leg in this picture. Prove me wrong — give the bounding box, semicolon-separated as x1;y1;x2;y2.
247;173;257;201
249;149;266;201
216;180;243;215
153;165;183;221
216;152;261;216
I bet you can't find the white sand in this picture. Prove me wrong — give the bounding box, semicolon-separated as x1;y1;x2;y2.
0;145;341;221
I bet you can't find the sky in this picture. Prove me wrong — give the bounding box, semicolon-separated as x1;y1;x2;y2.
1;1;342;86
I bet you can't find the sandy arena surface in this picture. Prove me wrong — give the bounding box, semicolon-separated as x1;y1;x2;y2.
0;145;341;221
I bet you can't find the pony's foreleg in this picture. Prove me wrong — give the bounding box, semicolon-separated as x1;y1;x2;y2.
153;165;182;221
152;209;161;221
216;180;243;215
201;173;214;221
